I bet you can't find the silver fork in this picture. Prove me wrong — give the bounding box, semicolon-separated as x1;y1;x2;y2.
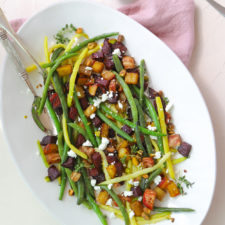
206;0;225;17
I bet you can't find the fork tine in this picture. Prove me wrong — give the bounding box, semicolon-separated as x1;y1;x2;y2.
206;0;225;17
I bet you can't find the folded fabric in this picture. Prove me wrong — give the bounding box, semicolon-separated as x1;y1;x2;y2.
119;0;195;66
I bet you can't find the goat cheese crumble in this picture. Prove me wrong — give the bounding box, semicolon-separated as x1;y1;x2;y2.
98;137;110;151
154;175;162;186
112;48;121;57
67;150;77;158
82;140;92;147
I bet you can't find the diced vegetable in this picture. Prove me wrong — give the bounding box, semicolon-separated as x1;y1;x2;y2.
48;165;60;181
168;134;182;148
122;56;136;69
96;190;109;205
70;171;81;182
106;164;117;178
125;72;139;84
45;153;61;164
101;70;115;80
92;61;105;73
143;189;157;210
101;123;109;138
89;84;98;96
178;142;192;157
166;181;180;197
84;105;97;117
79;65;92;76
118;147;130;159
77;77;89;85
43;144;58;154
154;187;166;201
56;64;72;77
158;177;170;190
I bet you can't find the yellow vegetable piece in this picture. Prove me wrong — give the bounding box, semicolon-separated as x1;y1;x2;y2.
172;157;187;165
100;153;170;185
26;62;45;73
155;96;175;179
87;45;100;56
67;47;88;107
48;43;66;55
44;36;50;63
65;33;89;52
56;64;73;77
62;115;87;159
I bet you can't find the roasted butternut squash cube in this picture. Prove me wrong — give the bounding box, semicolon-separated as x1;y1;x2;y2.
84;105;97;117
56;64;72;77
125;72;139;84
92;61;104;73
122;56;136;69
89;84;98;96
75;86;85;99
101;70;115;81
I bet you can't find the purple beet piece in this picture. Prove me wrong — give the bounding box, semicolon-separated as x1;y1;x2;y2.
148;88;159;99
106;155;118;164
88;168;100;177
178;142;192;157
108;128;115;138
112;42;127;55
92;51;104;61
79;97;89;110
102;38;112;56
115;161;124;176
121;125;133;135
91;152;102;169
75;134;86;147
131;186;143;197
95;77;109;88
127;67;140;74
48;165;60;181
104;56;115;70
61;157;76;170
92;116;102;127
108;92;119;104
94;173;106;183
40;135;57;146
47;90;55;99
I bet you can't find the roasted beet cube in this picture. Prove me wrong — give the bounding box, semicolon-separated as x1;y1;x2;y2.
108;92;119;104
75;134;86;147
108;128;115;138
112;42;127;55
61;157;76;170
47;90;55;99
131;186;143;197
49;93;61;109
102;38;112;56
92;51;104;61
48;165;60;181
40;135;57;146
92;116;102;127
106;155;118;164
69;106;78;121
95;77;109;88
79;97;89;110
88;168;100;177
91;152;102;169
178;142;192;157
148;88;159;99
115;161;124;176
127;67;140;74
121;125;133;135
104;56;115;70
94;173;105;183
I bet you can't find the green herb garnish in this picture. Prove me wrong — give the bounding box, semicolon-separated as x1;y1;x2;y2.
177;176;194;195
54;24;77;44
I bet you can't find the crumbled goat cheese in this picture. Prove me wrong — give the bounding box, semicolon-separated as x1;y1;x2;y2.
133;181;140;187
78;117;81;122
90;113;96;119
106;198;113;206
101;93;109;102
150;135;157;140
82;140;92;147
112;48;121;57
67;150;77;158
108;184;113;190
154;175;162;186
108;153;114;156
109;212;116;219
94;186;101;191
118;100;123;109
93;98;102;108
147;125;157;131
165;102;173;112
109;91;114;98
77;92;81;97
154;151;161;159
91;179;97;187
129;210;135;218
98;137;110;151
85;66;93;71
123;191;133;197
138;196;143;202
128;179;134;185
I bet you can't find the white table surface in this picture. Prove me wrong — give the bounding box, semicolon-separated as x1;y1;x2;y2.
0;0;225;224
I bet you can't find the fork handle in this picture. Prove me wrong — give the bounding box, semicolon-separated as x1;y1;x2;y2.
0;8;45;74
0;28;37;97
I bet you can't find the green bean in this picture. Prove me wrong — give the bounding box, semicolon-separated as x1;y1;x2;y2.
94;126;101;147
101;186;129;225
37;140;49;168
32;97;46;132
115;72;138;123
52;72;69;121
68;123;89;140
45;98;61;134
74;91;98;147
51;47;64;61
139;59;145;106
132;85;164;155
96;110;134;142
38;52;79;115
135;99;152;154
58;131;67;200
144;168;162;190
77;176;85;205
100;103;165;137
153;207;195;213
65;169;78;195
134;123;146;155
113;54;123;73
87;194;108;225
81;168;95;197
68;32;118;55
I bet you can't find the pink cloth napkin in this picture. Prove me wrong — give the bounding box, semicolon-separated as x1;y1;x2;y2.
11;0;195;66
119;0;195;66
